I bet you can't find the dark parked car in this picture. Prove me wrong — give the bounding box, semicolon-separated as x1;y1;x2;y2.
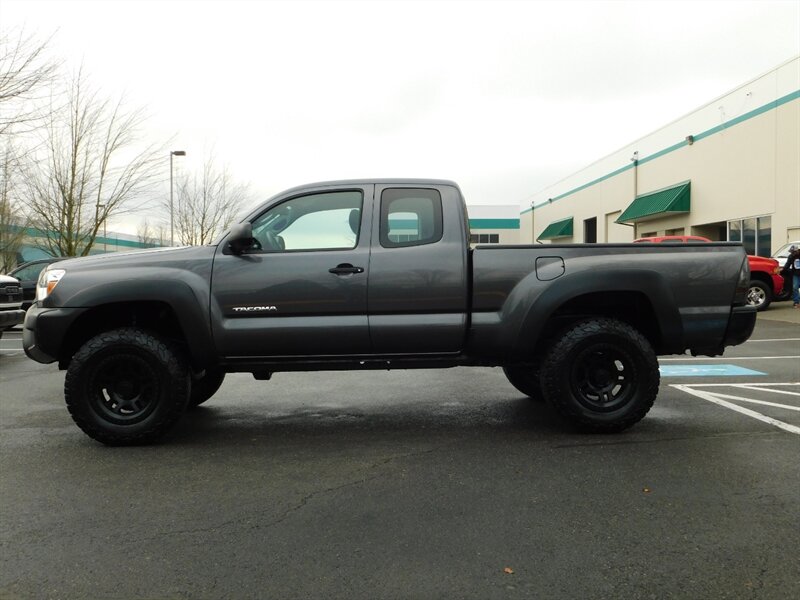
9;257;68;311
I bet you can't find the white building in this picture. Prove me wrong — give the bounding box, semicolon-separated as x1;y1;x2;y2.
521;56;800;257
467;205;520;245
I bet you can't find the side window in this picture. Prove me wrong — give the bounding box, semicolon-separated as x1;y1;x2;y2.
250;191;363;252
380;188;443;248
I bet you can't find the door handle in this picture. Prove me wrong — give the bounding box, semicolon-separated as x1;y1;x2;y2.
329;263;364;275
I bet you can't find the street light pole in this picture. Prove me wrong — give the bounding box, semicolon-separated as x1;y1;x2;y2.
170;150;186;246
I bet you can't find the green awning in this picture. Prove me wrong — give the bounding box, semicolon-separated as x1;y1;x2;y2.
537;216;573;240
616;182;690;224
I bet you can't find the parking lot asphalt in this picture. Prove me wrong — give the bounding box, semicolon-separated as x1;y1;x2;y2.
1;312;799;599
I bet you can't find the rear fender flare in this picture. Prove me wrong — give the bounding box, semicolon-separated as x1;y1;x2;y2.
513;269;683;356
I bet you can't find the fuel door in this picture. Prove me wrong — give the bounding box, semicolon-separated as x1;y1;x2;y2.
535;256;565;281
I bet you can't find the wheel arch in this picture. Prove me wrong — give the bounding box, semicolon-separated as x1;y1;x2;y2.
58;300;214;370
513;270;682;360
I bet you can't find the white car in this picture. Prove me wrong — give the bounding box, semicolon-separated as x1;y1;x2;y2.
0;274;25;340
773;241;799;261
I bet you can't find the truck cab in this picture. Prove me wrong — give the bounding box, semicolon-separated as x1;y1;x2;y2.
212;180;469;361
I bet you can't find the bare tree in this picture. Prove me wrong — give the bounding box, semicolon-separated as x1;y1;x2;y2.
22;69;166;257
172;156;249;246
0;29;59;136
136;218;152;246
0;29;59;270
0;144;28;271
136;218;162;247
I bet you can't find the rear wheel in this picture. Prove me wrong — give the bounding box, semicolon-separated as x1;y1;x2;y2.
65;328;190;445
503;364;542;400
540;318;659;432
746;280;772;311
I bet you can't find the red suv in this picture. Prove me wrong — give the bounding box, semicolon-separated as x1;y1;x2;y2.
634;236;784;311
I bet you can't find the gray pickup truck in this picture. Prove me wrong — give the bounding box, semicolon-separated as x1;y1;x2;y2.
23;179;756;445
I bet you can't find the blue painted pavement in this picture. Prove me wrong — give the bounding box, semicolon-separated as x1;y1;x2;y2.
659;364;766;377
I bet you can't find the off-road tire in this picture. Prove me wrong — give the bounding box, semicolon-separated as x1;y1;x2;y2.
746;279;772;311
540;318;659;433
503;364;543;400
189;368;226;407
65;328;190;445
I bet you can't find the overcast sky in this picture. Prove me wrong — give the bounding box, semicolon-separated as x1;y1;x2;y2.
3;0;799;233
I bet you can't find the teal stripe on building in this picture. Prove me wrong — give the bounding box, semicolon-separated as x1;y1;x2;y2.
468;218;520;229
520;88;800;216
4;224;162;251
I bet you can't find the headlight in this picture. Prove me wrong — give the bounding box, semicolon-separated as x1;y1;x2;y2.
37;268;66;302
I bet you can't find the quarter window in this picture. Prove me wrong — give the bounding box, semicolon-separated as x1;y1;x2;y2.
380;188;443;248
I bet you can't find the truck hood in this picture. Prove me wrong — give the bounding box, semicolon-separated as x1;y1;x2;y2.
747;255;779;269
55;245;216;271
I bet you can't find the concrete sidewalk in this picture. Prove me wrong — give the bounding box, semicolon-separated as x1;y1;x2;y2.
758;300;800;325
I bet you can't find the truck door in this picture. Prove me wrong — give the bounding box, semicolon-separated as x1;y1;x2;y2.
211;185;373;357
367;184;469;354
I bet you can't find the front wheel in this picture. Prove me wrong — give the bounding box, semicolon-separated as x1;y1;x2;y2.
65;328;190;445
746;280;772;311
774;283;791;302
540;318;659;432
189;368;226;407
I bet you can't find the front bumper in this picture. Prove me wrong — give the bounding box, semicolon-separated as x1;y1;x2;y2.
771;273;785;296
23;305;88;365
0;308;25;329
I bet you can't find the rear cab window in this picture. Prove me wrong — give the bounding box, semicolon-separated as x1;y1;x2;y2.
379;188;443;248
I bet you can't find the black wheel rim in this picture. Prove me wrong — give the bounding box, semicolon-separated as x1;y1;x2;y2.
569;342;636;412
88;353;159;424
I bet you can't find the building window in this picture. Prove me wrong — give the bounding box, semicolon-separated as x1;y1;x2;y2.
728;216;771;257
470;233;500;244
757;216;772;258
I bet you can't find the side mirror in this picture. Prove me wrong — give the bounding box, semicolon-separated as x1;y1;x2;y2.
228;222;254;255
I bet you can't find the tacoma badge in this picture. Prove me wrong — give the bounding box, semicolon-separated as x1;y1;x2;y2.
232;306;278;312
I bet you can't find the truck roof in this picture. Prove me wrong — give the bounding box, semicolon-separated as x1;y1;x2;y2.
278;178;461;195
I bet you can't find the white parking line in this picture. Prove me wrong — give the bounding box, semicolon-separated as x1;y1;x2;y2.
672;384;800;436
746;338;800;342
735;384;800;397
682;383;800;388
659;356;800;361
693;391;800;412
